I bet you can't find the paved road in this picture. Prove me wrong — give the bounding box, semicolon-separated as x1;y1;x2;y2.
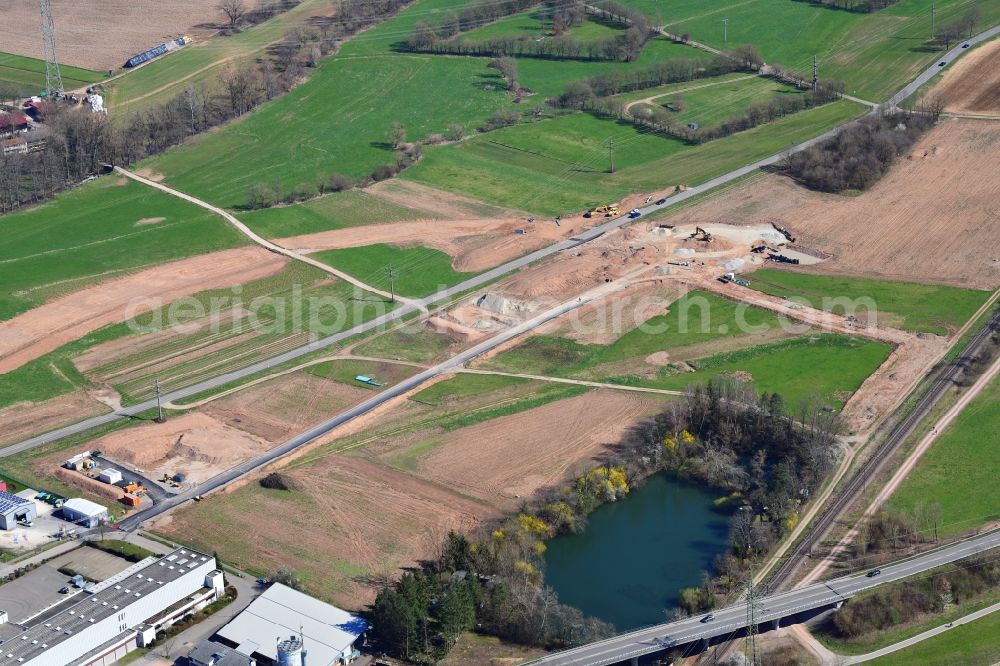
528;530;1000;666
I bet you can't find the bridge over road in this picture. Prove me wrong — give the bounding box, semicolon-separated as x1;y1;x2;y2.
528;529;1000;666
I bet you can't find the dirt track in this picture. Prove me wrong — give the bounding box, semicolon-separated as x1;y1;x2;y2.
0;0;222;71
930;38;1000;116
0;247;287;375
659;120;1000;289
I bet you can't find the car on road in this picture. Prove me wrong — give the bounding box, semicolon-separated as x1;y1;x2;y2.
629;209;642;218
938;61;946;66
700;613;715;623
655;197;667;205
866;568;881;577
963;43;970;48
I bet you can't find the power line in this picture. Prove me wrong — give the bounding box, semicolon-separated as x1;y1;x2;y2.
39;0;64;98
384;264;399;303
604;137;615;173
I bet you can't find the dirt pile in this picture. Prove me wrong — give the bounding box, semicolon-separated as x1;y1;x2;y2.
53;468;124;502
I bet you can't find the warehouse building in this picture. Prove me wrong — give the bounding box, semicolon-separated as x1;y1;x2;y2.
0;489;37;530
61;497;109;527
208;583;367;665
98;469;122;485
0;547;222;666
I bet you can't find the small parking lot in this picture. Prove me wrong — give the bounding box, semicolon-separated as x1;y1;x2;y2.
0;495;76;553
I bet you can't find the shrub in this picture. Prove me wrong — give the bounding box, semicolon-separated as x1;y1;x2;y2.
259;472;295;491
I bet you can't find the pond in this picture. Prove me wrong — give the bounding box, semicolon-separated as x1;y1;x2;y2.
544;474;730;631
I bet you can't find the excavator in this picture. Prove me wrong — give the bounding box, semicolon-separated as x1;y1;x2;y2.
689;226;713;242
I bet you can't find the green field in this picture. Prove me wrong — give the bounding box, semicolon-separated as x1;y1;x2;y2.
0;52;102;94
628;74;809;131
485;291;785;375
239;191;432;239
620;0;1000;102
405;99;864;215
485;289;892;408
746;270;991;336
867;607;1000;666
888;371;1000;536
0;177;244;322
104;0;331;111
312;244;474;298
353;322;459;363
306;358;419;389
647;334;892;408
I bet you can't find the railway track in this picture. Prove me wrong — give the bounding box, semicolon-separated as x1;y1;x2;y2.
764;306;1000;592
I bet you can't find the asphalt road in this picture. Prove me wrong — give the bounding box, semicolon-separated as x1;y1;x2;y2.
764;303;1000;592
528;530;1000;666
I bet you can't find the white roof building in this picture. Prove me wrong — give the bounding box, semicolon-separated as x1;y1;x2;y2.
99;468;123;484
61;497;109;527
216;583;368;665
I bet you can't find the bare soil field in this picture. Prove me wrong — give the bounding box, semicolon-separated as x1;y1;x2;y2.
157;454;494;608
0;0;223;71
201;372;372;442
660;120;1000;289
929;38;1000;116
0;247;286;375
0;391;108;448
391;390;666;510
58;412;273;485
278;217;570;273
368;180;523;219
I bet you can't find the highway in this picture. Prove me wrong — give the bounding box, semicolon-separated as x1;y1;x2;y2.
527;530;1000;666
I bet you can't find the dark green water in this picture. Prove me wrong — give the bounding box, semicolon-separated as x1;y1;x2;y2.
544;474;730;631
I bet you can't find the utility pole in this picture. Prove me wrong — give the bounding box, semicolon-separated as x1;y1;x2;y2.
154;379;165;423
930;4;936;39
722;17;728;43
744;577;762;666
385;264;399;303
812;54;818;91
605;138;615;173
39;0;64;98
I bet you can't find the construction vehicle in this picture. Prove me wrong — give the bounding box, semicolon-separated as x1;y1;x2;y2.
768;253;800;265
604;206;619;217
690;226;713;242
771;222;796;243
719;272;751;287
585;205;611;218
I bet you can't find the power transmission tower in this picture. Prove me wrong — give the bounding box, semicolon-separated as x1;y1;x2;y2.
812;54;818;91
744;577;762;666
154;379;166;423
605;138;615;173
39;0;64;98
722;18;728;43
385;264;399;302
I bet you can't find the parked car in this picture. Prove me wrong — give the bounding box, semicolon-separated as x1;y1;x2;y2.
866;568;882;577
701;613;715;623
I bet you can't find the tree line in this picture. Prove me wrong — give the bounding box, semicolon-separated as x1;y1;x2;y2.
597;77;843;145
794;0;901;12
406;0;651;62
933;6;982;50
369;379;845;658
783;109;937;193
828;553;1000;639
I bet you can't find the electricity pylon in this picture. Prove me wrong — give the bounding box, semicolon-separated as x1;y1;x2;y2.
40;0;64;97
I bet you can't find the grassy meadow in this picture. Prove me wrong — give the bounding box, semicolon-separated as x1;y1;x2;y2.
0;52;102;94
312;244;474;297
888;371;1000;536
746;270;991;335
0;177;244;322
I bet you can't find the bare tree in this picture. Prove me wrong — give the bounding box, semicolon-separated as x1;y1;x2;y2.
218;0;247;29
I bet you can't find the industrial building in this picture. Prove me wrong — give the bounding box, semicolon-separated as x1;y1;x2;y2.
0;547;222;666
61;497;109;528
0;490;37;530
196;583;367;665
